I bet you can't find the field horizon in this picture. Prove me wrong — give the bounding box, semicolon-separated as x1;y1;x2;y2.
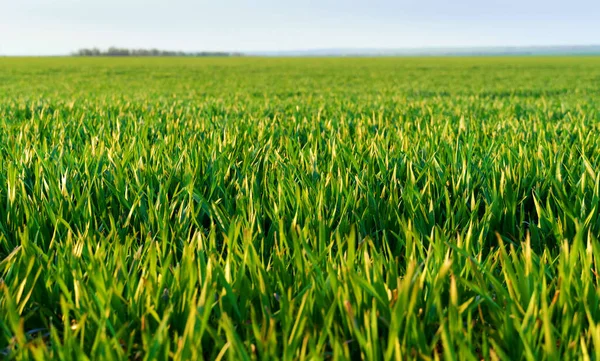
3;44;600;58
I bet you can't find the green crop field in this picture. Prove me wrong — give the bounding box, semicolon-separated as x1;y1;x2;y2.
1;56;600;360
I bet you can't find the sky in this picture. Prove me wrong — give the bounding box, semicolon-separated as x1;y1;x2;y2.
1;0;599;55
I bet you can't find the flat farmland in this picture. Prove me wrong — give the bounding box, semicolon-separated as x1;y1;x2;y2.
1;57;600;360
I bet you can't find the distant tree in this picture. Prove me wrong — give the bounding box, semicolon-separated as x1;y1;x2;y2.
73;47;243;57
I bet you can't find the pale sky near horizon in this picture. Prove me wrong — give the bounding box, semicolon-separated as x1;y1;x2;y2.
1;0;599;55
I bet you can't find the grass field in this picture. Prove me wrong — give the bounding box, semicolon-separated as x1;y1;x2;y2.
1;57;600;360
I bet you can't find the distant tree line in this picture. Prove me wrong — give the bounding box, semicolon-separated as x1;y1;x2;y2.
73;47;243;57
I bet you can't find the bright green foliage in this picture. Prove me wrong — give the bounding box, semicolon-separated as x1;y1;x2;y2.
1;57;600;360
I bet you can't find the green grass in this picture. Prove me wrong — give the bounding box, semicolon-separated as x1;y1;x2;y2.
1;56;600;360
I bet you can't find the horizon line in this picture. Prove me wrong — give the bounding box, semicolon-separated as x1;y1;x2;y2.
2;44;600;57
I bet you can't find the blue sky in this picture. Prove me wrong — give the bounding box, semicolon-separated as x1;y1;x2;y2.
1;0;599;55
